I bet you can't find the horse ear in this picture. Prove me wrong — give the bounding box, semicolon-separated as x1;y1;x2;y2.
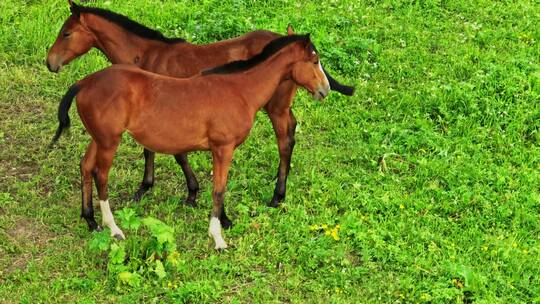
69;0;80;17
302;34;317;56
286;24;295;36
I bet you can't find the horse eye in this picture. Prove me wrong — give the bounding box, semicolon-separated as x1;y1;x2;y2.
63;32;71;37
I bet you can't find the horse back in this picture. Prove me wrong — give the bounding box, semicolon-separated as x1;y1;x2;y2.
149;30;284;78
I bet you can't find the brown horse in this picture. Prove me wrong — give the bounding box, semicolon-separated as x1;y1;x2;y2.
52;34;330;249
47;1;353;208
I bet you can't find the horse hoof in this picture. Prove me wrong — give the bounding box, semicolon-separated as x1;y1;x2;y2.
184;197;197;207
133;190;144;202
267;200;280;208
95;226;104;232
214;241;228;250
133;184;152;202
110;225;126;240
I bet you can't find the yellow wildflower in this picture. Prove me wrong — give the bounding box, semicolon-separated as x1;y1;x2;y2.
167;250;180;266
452;279;464;289
331;227;340;241
399;204;405;209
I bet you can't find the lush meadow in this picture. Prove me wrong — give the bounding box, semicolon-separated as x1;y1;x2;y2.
0;0;539;302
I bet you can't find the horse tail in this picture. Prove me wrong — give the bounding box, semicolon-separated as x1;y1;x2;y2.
322;66;355;96
50;83;81;146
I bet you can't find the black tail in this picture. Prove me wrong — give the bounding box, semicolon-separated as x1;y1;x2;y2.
50;83;80;146
322;66;355;96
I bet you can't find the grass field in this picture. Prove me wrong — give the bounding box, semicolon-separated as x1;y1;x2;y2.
0;0;539;302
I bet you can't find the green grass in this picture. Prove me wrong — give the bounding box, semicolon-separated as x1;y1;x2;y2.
0;0;539;302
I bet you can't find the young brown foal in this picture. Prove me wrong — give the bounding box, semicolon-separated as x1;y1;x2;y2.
47;1;353;208
52;35;329;249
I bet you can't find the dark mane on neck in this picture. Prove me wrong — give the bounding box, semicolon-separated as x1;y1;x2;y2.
77;5;186;44
202;34;309;75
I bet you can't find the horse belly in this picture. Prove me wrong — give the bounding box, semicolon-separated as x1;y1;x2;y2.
128;127;209;155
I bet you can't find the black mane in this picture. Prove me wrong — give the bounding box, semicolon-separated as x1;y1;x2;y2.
74;4;186;44
202;34;310;75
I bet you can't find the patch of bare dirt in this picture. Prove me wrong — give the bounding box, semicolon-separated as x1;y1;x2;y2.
0;100;48;192
2;217;57;276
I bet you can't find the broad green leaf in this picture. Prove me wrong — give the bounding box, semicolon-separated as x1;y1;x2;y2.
116;208;142;231
88;230;111;252
117;271;141;288
109;243;126;265
154;260;166;279
142;217;175;245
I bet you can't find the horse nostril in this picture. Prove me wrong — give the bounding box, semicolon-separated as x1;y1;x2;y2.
46;60;59;73
317;88;328;99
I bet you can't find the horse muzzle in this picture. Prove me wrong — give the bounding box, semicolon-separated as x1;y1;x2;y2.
46;60;61;73
313;85;329;100
46;52;64;73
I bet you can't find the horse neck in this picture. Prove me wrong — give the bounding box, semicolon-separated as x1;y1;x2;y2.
82;13;164;65
234;48;301;112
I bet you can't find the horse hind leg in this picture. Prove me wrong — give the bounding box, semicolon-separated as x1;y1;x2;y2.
94;140;125;240
174;153;199;207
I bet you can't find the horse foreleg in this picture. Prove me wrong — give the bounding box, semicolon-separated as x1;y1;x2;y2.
80;140;99;231
95;141;125;240
268;109;297;207
208;145;234;249
266;81;297;207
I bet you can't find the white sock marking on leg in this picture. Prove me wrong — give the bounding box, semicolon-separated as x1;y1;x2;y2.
99;200;125;239
208;217;227;249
